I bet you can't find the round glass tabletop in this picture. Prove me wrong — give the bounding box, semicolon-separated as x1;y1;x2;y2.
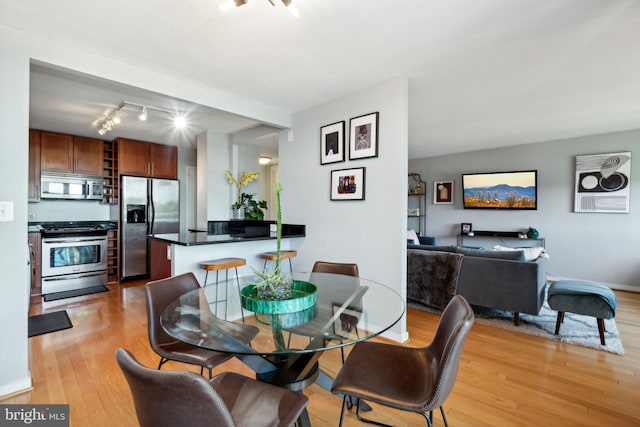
161;272;405;356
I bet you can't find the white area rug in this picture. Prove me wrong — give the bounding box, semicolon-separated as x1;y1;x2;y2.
409;294;624;355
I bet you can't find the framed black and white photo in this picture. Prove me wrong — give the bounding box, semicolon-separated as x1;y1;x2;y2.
349;112;379;160
330;167;366;201
320;121;345;165
461;223;472;235
434;181;454;204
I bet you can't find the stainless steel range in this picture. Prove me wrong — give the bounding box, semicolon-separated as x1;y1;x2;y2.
40;223;108;295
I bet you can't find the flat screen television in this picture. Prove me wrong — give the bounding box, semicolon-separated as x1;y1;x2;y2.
462;170;537;210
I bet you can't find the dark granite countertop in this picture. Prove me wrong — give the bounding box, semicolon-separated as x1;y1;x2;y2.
149;220;305;246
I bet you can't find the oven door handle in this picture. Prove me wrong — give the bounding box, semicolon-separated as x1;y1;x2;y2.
43;237;107;244
42;271;107;281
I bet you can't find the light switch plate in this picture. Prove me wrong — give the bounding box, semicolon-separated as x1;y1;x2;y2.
0;201;14;222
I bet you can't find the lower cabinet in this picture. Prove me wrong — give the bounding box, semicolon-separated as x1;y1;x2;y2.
28;233;42;295
149;238;172;281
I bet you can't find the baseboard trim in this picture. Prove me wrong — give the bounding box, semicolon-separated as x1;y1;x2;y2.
0;376;32;400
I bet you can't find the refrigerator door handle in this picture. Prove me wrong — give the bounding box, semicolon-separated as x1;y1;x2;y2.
148;180;155;235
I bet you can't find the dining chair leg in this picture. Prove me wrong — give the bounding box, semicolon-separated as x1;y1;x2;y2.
338;395;349;427
421;411;433;427
440;406;449;427
354;398;392;427
157;357;168;370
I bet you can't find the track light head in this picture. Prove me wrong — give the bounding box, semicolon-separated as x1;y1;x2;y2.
174;116;187;129
139;106;148;121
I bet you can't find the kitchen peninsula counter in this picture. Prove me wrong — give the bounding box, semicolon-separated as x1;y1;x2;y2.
149;221;305;246
147;221;305;300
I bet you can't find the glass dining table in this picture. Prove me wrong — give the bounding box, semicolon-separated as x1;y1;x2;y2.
161;271;405;425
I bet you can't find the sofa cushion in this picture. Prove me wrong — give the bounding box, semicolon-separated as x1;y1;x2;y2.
493;245;546;261
407;229;420;245
408;244;457;253
418;236;436;245
455;246;525;261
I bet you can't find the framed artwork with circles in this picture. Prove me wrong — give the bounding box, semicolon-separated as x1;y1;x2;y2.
574;151;631;213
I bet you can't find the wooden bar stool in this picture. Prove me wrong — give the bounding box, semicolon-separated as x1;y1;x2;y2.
199;257;246;322
259;250;297;273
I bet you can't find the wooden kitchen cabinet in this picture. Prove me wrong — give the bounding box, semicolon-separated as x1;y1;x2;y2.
149;143;178;179
149;238;172;281
74;136;104;175
28;233;42;295
40;131;104;176
28;129;41;201
118;138;177;179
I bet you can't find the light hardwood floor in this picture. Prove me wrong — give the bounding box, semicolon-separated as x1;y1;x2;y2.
4;281;640;426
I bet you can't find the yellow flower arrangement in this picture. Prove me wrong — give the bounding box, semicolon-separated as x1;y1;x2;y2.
226;170;259;208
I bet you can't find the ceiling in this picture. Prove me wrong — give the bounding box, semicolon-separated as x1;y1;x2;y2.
3;0;640;160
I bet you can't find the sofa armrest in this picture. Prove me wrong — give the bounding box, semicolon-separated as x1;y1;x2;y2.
456;256;548;315
407;249;464;310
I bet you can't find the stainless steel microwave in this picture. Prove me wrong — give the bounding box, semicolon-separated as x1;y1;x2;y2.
40;173;104;200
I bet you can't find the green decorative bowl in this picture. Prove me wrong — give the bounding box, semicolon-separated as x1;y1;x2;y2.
256;305;318;329
241;280;317;315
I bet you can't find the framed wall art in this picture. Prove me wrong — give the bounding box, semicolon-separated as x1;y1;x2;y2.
461;223;472;235
330;167;366;201
320;121;345;165
574;151;631;213
349;112;379;160
433;181;453;204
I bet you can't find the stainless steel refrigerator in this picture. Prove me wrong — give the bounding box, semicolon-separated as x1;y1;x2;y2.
120;175;179;280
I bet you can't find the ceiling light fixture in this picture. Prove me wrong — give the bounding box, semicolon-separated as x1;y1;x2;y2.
259;156;272;165
96;101;185;135
219;0;299;17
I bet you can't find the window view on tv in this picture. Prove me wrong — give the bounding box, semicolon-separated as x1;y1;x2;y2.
462;170;537;210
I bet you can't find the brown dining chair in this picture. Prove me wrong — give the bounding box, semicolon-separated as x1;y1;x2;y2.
286;261;359;362
311;260;359;278
116;348;309;427
145;272;258;378
331;294;475;427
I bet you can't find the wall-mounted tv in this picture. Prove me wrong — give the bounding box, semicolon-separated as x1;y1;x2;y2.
462;170;537;210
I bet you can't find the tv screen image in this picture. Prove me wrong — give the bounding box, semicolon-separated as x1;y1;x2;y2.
462;170;537;210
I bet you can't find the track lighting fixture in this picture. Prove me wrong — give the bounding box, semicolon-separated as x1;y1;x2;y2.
219;0;299;17
96;101;186;136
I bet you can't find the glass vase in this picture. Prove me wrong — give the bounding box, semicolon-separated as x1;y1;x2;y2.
232;206;245;220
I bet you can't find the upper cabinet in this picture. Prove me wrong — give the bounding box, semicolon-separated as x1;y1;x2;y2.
40;131;104;176
118;138;177;179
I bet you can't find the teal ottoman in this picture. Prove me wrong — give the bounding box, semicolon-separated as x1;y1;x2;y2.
548;280;617;345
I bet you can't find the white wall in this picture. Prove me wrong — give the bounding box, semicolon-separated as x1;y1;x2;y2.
0;25;31;397
279;77;409;342
409;129;640;290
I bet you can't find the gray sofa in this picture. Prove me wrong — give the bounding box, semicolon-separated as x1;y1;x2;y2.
407;244;549;324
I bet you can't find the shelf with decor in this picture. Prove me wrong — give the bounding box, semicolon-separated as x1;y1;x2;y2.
408;173;426;236
107;228;119;282
102;140;118;205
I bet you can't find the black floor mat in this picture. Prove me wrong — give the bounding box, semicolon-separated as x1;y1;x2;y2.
28;310;72;337
43;285;109;302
